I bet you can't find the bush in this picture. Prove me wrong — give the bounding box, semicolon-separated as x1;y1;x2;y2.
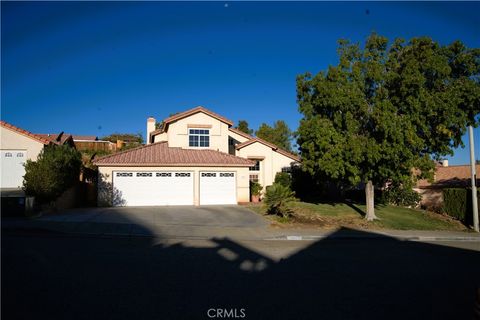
382;184;421;207
23;145;82;204
274;172;292;188
264;183;296;218
250;181;263;196
442;188;479;225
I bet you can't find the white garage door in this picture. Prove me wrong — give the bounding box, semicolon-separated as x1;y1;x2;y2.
200;172;236;205
112;171;194;206
1;150;26;188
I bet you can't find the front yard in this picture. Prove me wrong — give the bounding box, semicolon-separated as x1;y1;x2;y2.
245;201;467;231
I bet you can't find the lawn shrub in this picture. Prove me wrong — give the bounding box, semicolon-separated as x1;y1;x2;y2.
274;172;292;188
442;188;479;225
382;184;421;207
264;183;296;218
23;145;82;204
250;181;263;197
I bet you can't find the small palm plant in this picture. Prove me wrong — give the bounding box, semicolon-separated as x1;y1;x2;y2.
264;183;296;218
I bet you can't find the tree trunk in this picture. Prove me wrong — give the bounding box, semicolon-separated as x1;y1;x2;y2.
365;180;378;221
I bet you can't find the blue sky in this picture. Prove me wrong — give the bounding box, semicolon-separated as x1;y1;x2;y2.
1;1;479;164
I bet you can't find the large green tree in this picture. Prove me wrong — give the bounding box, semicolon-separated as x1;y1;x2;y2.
23;145;82;203
236;120;254;135
256;120;293;151
297;33;480;220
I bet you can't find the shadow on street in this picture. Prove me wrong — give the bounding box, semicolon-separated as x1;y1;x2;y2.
2;219;480;320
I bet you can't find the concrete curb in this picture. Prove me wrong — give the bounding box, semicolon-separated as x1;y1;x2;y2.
265;234;480;242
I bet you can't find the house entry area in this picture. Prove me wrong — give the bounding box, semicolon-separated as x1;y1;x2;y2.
112;171;194;206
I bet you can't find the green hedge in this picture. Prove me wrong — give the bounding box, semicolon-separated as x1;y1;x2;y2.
443;188;479;224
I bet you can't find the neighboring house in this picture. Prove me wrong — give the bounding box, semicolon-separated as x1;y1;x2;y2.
94;106;300;206
0;121;55;189
415;160;480;210
36;132;76;148
73;136;117;153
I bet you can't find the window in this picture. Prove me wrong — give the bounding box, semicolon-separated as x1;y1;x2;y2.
220;173;234;177
175;172;191;177
17;153;24;158
5;152;12;157
249;174;259;183
136;172;153;177
249;160;260;171
201;173;216;177
189;129;210;147
281;166;291;173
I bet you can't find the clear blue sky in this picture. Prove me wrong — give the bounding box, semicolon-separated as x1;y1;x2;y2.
1;1;479;164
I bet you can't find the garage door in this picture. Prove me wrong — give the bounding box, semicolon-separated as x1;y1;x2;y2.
200;172;236;205
112;171;194;206
1;150;26;188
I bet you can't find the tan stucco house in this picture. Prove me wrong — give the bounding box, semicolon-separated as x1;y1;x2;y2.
94;106;300;206
0;121;54;189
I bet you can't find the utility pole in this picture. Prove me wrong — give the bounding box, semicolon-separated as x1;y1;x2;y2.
468;126;479;232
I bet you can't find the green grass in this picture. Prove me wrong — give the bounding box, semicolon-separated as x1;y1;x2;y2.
245;201;465;231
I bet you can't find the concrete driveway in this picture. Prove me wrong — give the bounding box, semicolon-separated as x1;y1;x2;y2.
29;205;270;239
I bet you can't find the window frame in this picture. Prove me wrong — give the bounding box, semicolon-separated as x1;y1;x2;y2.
249;160;260;171
188;128;210;148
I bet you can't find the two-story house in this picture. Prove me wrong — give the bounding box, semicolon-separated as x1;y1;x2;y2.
94;106;300;206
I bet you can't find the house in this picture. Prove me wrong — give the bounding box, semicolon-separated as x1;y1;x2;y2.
36;132;76;147
94;106;300;206
70;135;117;153
415;160;480;210
0;121;56;189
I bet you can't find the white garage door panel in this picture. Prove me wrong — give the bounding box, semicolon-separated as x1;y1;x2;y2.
200;172;236;205
1;150;26;188
113;171;194;206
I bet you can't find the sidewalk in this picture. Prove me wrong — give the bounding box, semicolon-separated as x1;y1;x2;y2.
3;215;480;242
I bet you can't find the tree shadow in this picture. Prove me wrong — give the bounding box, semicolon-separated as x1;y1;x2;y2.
97;172;126;206
3;223;480;320
344;200;366;217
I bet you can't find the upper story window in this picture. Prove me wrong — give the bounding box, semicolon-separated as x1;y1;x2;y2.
189;129;210;147
249;160;260;171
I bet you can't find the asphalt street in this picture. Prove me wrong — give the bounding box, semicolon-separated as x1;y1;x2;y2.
2;232;480;320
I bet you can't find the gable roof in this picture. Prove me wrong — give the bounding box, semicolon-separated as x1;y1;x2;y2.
36;132;74;145
150;106;234;138
94;141;256;167
417;164;480;188
1;120;54;145
228;127;255;140
233;135;300;163
229;127;300;162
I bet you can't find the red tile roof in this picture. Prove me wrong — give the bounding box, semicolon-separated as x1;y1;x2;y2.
94;142;256;167
1;121;54;145
417;164;480;188
150;106;234;137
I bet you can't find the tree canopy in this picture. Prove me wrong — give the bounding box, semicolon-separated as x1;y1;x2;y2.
296;33;480;220
23;145;82;203
256;120;293;151
236;120;254;135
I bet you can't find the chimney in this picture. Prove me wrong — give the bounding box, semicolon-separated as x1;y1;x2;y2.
146;117;156;144
442;159;449;167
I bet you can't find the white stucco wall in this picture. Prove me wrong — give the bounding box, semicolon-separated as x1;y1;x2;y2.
153;132;167;143
0;126;45;161
97;166;250;206
164;113;230;153
228;130;250;144
236;142;297;189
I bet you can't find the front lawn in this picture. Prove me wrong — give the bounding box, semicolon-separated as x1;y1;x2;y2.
245;201;466;231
